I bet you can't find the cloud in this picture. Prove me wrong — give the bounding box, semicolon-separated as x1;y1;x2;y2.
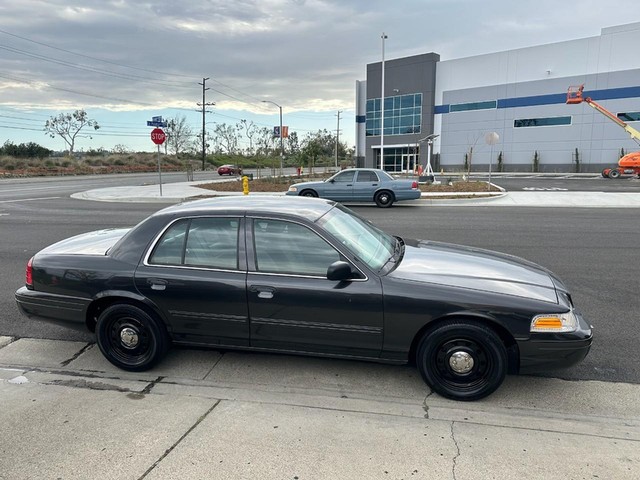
1;0;640;150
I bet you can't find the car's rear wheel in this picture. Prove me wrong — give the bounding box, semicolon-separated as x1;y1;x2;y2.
416;320;507;401
608;169;621;179
374;190;394;208
96;304;170;371
301;190;318;197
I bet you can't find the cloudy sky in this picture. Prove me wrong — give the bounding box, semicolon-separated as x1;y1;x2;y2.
1;0;639;153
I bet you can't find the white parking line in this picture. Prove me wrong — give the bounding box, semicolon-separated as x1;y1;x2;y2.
0;196;62;203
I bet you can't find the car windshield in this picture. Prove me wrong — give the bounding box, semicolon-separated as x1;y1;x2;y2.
317;204;397;271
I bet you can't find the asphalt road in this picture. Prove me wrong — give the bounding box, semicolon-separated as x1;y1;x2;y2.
0;174;638;386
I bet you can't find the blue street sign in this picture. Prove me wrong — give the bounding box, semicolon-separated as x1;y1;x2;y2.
147;121;168;127
152;115;163;122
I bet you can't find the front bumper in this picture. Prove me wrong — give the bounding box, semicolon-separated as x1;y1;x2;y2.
517;310;593;374
15;286;91;332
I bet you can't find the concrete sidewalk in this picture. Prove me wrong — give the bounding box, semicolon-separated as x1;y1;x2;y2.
70;179;640;207
1;336;638;479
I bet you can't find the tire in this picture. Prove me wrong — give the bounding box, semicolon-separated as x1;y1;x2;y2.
601;168;610;178
608;169;621;179
416;320;508;401
374;190;394;208
96;304;170;372
300;190;318;198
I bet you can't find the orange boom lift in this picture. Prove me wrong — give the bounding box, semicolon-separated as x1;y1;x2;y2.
567;85;640;178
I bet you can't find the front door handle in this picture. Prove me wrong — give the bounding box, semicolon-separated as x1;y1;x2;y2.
250;285;276;299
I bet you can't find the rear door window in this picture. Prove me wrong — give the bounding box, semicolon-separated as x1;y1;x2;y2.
149;217;240;270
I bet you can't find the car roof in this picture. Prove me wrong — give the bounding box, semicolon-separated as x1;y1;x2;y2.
154;195;336;221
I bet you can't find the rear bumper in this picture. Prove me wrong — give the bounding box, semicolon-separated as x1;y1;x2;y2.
517;311;593;374
395;190;422;201
15;286;90;332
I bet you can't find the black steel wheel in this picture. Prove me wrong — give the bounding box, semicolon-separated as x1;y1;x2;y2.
96;304;170;372
301;190;318;197
608;169;621;179
374;190;394;208
416;320;507;401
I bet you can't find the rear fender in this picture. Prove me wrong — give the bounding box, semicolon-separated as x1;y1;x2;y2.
87;290;170;333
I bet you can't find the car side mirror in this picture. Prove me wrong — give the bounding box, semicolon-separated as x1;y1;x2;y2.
328;179;335;183
327;261;353;281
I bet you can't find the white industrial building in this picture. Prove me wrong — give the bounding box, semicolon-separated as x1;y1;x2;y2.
356;22;640;173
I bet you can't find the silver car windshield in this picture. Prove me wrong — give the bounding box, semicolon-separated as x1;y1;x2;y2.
317;205;396;271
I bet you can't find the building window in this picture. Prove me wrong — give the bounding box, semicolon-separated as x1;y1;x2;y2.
617;112;640;122
365;93;422;136
449;100;497;112
514;116;572;128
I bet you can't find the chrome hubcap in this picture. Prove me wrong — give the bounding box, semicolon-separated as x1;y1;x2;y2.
120;327;139;349
449;351;474;374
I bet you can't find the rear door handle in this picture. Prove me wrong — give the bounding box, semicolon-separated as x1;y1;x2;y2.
250;285;276;299
148;278;168;291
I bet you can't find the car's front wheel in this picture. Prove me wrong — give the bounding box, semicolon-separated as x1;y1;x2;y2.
300;190;318;197
96;304;170;371
416;320;507;401
374;190;394;208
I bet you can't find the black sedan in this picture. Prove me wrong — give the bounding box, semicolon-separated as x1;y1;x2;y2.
15;197;592;401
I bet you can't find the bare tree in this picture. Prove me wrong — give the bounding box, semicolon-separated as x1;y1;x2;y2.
465;132;483;180
238;119;259;156
192;131;213;157
212;123;239;154
255;127;276;156
166;115;193;156
44;109;99;155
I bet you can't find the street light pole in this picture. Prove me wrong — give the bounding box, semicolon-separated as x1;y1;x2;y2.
262;100;284;176
380;32;388;171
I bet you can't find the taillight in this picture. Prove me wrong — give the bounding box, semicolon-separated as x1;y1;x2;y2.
411;181;418;189
26;257;33;289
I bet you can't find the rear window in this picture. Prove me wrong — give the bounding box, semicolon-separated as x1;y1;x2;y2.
149;217;240;270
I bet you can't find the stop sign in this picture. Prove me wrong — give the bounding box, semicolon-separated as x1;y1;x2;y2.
151;128;166;145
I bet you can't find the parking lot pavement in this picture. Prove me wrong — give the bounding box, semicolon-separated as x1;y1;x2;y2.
1;338;639;479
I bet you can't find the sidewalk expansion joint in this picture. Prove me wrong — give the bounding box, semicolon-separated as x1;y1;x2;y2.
423;390;434;419
137;400;221;480
202;351;225;379
450;421;460;480
59;342;94;367
141;376;165;395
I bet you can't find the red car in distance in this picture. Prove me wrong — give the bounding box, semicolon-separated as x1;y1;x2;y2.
217;164;242;176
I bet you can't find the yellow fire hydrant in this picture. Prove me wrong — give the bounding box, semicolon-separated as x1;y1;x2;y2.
242;175;249;195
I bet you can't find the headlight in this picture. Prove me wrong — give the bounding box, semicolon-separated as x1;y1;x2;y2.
288;186;297;192
530;311;578;333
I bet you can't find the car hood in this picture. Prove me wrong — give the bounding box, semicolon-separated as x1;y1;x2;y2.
38;228;131;256
388;239;558;304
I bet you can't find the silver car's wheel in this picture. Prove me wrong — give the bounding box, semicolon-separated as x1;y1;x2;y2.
300;190;318;197
374;191;394;208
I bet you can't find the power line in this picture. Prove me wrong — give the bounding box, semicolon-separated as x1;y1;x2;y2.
0;73;155;106
0;28;200;80
0;44;194;89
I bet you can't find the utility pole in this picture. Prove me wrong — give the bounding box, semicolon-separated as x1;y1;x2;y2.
380;32;388;170
197;77;215;171
335;110;342;168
